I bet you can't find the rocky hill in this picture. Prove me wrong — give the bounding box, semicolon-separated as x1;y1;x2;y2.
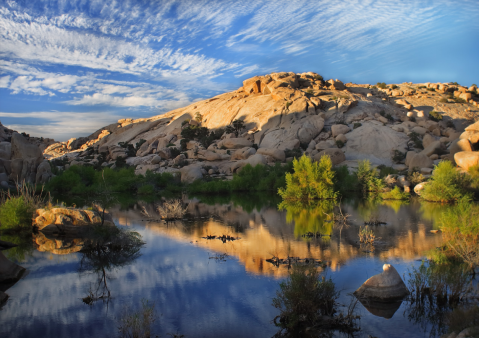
10;72;479;185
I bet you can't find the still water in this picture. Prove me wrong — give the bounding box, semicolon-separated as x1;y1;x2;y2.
1;195;448;337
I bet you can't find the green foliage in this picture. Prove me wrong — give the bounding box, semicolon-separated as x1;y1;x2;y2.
408;131;423;149
379;110;385;116
0;196;34;231
137;184;154;195
355;160;384;193
429;110;443;122
278;155;338;201
314;75;323;81
377;82;387;89
392;149;405;164
169;147;181;159
194;112;203;122
181;125;223;148
45;165;181;198
421;161;471;203
284;148;302;159
272;265;339;332
353;122;362;129
427;87;436;92
376;164;398;178
381;186;409;200
188;162;294;195
335;140;345;148
439;197;479;270
225;119;245;137
408;171;425;186
390;84;398;89
409;116;416;122
333;165;359;193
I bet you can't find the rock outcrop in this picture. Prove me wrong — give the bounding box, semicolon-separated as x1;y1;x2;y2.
33;207;114;233
354;264;409;300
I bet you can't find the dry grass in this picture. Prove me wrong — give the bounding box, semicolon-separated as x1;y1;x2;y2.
359;225;376;245
157;199;187;220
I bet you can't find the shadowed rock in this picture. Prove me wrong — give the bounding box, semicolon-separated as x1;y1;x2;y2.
0;251;26;284
354;264;408;300
356;297;403;319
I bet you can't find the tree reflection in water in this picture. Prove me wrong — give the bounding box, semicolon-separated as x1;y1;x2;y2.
279;200;334;240
79;225;144;305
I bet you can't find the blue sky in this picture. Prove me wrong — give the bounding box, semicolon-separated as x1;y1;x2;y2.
0;0;478;141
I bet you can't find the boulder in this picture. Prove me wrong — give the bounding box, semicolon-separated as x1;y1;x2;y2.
180;165;203;183
460;130;479;146
465;120;479;132
414;182;429;195
449;139;473;158
257;148;286;162
420;141;444;157
0;251;26;283
422;134;436;149
0;142;11;159
35;160;53;184
331;124;351;137
354;264;408;300
335;134;347;143
33;208;114;232
454;151;479;171
231;154;267;173
315;141;334;151
198;150;222;161
218;138;253;149
231;147;256;160
411;126;426;135
409;153;433;170
313;148;345;165
0;290;8;305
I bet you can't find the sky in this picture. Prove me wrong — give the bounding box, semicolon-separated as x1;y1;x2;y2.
0;0;478;141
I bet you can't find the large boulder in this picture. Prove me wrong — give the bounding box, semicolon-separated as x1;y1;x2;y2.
313;148;345;165
420;141;444;157
231;154;267;172
454;151;479;171
408;153;433;171
354;264;408;300
449;139;473;158
180;165;204;183
257;148;286;162
217;138;253;149
331;124;351;137
231;147;256;160
33;208;114;233
9;133;43;183
0;251;26;283
35;160;53;184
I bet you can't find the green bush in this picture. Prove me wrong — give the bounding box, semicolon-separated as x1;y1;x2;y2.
392;149;405;164
137;185;154;195
381;186;409;200
333;165;359;193
278;155;337;201
272;265;339;332
421;161;472;203
355;160;384;193
429;110;443;122
335;140;345;148
408;131;423;149
353;123;362;129
0;196;34;231
391;84;398;89
377;82;387;89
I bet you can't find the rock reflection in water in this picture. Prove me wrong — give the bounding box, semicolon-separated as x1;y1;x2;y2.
34;232;84;255
357;298;403;319
111;196;444;278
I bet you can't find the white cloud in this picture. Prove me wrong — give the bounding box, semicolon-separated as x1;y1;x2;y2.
0;111;125;141
0;75;10;88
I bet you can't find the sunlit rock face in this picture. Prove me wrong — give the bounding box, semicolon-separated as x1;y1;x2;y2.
354;264;409;300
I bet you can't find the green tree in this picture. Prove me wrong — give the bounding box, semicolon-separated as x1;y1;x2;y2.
421;161;471;203
278;155;337;201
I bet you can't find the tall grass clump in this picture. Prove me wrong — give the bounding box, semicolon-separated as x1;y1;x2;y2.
0;182;47;232
118;299;157;338
278;155;337;201
438;197;479;273
421;161;471;203
157;199;187;220
381;186;410;200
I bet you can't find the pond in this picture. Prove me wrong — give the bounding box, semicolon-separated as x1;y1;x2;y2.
0;194;463;337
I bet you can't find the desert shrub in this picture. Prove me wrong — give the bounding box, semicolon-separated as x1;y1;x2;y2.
390;84;398;89
381;186;409;200
377;165;397;178
429;110;443;122
446;305;479;335
392;149;405;164
272;265;339;333
0;196;34;231
353;123;361;129
409;116;416;122
454;97;466;103
355;160;384;193
379;110;385;116
439;197;479;271
335;140;344;148
225;119;245;137
440;98;449;103
358;225;376;244
137;184;154;195
408;131;423;149
377;82;387;89
284;148;302;159
421;161;471;203
385;113;394;121
157;199;187;220
468;165;479;192
278;155;337;201
169;147;181;158
195;112;203;122
408;171;425;186
314;75;323;81
427;87;436;92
